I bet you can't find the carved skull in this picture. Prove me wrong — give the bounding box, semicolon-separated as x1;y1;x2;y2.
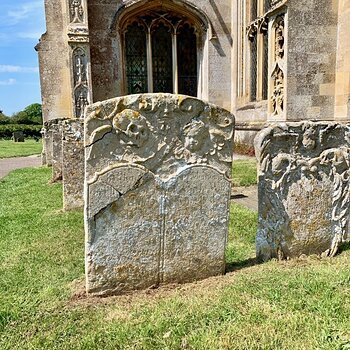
113;109;150;148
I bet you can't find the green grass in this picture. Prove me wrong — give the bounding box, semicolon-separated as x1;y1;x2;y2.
1;168;350;349
232;159;257;187
0;139;42;159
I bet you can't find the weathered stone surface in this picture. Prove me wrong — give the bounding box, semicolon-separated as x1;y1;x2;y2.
42;119;62;167
85;93;234;295
255;122;350;261
62;119;84;211
51;120;65;182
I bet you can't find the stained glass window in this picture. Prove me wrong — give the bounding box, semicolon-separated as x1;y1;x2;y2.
152;23;173;93
262;32;269;100
125;22;148;94
177;23;197;97
123;10;199;96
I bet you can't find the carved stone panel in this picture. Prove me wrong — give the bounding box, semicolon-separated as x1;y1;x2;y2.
269;13;286;119
255;122;350;261
72;47;90;118
162;166;230;283
86;166;162;295
69;0;84;24
62;119;84;211
85;93;235;295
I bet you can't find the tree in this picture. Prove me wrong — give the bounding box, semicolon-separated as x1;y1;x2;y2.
0;111;10;125
11;103;42;125
24;103;42;125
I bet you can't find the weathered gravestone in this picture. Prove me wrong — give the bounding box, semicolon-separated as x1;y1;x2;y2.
51;119;68;182
255;122;350;261
12;131;25;142
42;119;61;167
62;119;84;211
84;93;235;296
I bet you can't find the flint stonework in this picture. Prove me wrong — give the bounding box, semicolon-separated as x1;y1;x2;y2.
62;119;84;211
255;122;350;261
85;93;234;296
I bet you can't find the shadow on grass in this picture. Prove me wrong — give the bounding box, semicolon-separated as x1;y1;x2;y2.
339;242;350;254
225;257;260;273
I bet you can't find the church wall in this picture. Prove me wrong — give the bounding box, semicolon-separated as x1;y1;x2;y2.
37;1;74;123
285;0;338;121
334;0;350;121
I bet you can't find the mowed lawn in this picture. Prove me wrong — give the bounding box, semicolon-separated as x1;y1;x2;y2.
232;159;257;187
0;139;42;159
1;167;350;349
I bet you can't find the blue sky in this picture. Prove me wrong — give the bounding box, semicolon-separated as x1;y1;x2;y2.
0;1;46;115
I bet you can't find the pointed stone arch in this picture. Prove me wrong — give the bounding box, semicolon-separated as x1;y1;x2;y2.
111;0;212;98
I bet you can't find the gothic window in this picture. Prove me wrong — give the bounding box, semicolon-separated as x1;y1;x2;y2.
246;0;269;102
123;10;198;97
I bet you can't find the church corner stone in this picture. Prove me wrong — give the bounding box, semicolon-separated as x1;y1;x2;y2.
254;122;350;262
84;93;235;296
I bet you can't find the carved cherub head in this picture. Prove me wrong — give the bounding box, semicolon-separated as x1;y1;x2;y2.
302;125;317;150
183;120;210;153
113;109;150;148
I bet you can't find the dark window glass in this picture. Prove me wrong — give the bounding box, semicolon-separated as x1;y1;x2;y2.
125;22;148;94
262;32;269;100
250;36;257;101
152;23;173;93
264;0;273;13
250;0;257;21
177;23;197;96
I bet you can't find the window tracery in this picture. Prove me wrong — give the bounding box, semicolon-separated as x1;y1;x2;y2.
123;9;198;97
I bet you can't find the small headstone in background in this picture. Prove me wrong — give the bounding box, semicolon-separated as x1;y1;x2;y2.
51;119;66;182
255;122;350;261
12;131;25;142
62;119;84;211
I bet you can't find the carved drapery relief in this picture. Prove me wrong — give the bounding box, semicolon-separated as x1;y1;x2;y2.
270;14;285;118
255;122;350;261
72;47;89;118
70;0;84;24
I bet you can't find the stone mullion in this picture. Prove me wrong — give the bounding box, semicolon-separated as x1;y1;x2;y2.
172;31;178;94
146;26;153;93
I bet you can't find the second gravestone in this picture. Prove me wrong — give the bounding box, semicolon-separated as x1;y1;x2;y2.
84;94;235;296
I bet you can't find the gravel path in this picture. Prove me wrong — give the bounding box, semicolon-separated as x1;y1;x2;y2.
0;155;42;180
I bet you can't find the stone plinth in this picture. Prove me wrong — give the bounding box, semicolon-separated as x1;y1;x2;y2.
84;93;235;296
62;119;84;211
255;122;350;261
